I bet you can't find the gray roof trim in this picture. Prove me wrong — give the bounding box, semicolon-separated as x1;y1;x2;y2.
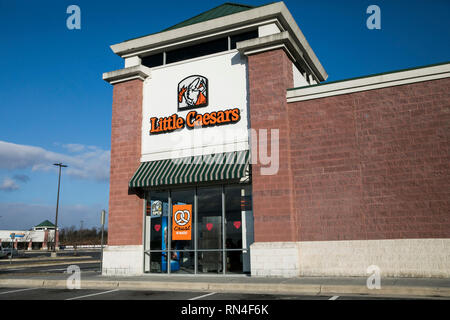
103;65;152;85
110;2;327;81
237;32;320;82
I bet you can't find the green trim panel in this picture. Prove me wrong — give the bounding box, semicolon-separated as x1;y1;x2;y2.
129;150;250;188
163;3;255;32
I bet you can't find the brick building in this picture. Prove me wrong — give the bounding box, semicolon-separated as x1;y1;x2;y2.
102;2;449;277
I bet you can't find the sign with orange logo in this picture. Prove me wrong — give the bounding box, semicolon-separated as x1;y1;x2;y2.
172;204;192;240
148;75;241;135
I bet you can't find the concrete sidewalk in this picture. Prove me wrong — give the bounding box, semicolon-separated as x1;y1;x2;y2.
0;272;449;298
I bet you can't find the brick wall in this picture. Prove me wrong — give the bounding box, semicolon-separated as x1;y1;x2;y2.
288;78;450;241
247;49;297;242
108;79;144;246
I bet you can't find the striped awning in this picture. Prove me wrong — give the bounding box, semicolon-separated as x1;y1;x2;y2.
129;150;250;188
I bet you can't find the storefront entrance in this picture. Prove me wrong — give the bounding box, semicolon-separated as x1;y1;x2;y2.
144;184;253;275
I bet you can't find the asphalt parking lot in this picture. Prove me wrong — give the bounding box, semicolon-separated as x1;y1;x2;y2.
0;249;100;276
0;250;446;301
0;287;423;300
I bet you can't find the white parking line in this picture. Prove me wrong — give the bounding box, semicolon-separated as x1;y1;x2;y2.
66;289;119;300
189;292;217;300
329;296;339;300
0;288;40;295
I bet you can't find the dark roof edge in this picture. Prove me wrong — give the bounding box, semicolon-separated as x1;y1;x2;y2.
162;3;256;32
288;61;450;91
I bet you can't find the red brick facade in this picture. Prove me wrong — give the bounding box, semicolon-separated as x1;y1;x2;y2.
288;78;450;241
247;49;298;242
248;51;449;243
108;79;144;246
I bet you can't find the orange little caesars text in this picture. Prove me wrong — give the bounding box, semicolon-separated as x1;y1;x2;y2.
150;108;240;134
172;204;192;241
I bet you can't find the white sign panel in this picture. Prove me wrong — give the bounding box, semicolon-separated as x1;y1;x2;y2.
142;51;249;162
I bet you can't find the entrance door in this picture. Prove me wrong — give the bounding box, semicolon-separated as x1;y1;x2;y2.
197;186;223;274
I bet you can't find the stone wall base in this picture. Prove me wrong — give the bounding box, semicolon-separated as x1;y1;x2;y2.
102;245;143;276
250;239;450;278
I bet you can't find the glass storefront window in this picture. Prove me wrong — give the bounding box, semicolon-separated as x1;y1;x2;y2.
198;251;223;274
171;251;195;274
149;252;163;273
197;187;223;250
144;184;253;275
225;185;243;249
226;251;243;274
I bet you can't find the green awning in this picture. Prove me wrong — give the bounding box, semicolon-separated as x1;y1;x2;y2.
129;150;250;188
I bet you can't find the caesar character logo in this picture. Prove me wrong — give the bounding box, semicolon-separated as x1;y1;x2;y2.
178;75;208;111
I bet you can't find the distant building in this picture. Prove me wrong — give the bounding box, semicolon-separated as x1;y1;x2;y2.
0;220;58;250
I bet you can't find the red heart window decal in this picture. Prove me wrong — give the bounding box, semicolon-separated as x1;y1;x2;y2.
233;221;241;229
154;224;161;232
206;223;213;231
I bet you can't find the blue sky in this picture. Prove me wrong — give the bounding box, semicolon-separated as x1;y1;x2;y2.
0;0;449;230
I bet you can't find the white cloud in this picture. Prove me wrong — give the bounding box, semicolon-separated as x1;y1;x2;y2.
0;141;110;182
62;143;86;153
0;178;19;192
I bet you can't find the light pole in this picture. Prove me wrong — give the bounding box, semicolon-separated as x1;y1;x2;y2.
53;163;67;257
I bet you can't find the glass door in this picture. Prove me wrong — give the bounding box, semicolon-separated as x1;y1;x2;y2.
197;186;223;274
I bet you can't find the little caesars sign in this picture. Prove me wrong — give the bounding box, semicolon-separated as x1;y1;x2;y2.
149;75;241;135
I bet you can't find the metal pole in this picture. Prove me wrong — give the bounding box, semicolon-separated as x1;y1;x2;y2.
53;163;67;257
100;210;105;274
168;191;172;274
9;236;13;264
54;164;61;253
194;188;198;274
222;185;226;275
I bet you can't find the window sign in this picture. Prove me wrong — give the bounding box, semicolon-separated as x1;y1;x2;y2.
172;204;192;240
151;200;163;217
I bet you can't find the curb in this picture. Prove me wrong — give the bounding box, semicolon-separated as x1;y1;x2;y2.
0;260;100;270
0;278;448;298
